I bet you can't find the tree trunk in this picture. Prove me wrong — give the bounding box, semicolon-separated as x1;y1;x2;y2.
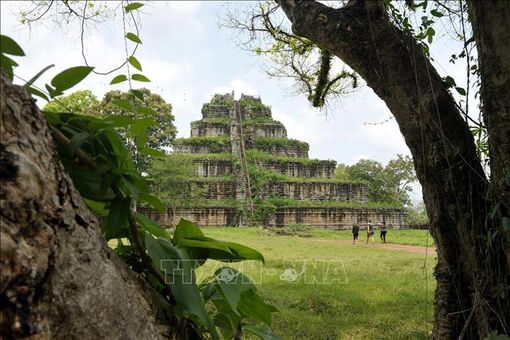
0;73;173;339
469;0;510;270
276;0;509;337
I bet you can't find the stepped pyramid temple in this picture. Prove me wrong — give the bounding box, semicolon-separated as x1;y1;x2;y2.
147;92;407;228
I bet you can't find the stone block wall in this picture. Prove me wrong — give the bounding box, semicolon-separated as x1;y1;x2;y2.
191;121;229;137
271;207;407;228
173;144;230;154
142;207;239;227
260;182;369;202
202;104;231;119
247;124;287;138
254;159;336;178
250;144;309;158
190;180;235;199
194;159;233;177
140;206;407;229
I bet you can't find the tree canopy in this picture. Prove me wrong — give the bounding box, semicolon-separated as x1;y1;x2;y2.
336;155;416;205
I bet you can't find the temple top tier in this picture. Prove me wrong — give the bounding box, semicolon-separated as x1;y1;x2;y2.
201;92;272;120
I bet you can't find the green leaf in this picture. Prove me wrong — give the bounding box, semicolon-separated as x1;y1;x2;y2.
140;192;166;213
131;89;145;102
244;324;281;340
126;32;142;44
101;114;135;127
128;56;142;71
0;35;25;56
430;9;443;17
180;237;265;263
51;66;94;93
136;106;158;116
139;147;166;157
111;99;133;111
102;196;131;240
214;313;236;340
443;75;456;88
26;86;49;101
128;117;154;148
455;87;467;96
0;54;16;80
238;289;275;325
83;198;108;216
132;73;150;82
214;267;254;315
62;159;115;201
173;220;264;262
117;175;140;200
45;84;56;97
426;27;435;44
136;213;169;239
69;131;90;154
24;64;54;88
144;235;217;337
110;74;128;85
125;2;144;12
173;219;205;244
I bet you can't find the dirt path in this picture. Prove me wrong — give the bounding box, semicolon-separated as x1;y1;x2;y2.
310;238;436;255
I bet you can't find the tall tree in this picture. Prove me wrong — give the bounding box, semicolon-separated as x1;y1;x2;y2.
335;155;416;205
43;90;100;116
274;0;509;338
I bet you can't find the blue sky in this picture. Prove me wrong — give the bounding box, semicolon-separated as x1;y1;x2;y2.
0;1;476;203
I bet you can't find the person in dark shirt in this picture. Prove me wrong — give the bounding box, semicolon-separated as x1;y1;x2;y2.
352;224;360;244
380;221;388;243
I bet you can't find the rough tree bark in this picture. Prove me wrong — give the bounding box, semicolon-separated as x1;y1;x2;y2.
276;0;509;338
0;73;173;339
470;0;510;247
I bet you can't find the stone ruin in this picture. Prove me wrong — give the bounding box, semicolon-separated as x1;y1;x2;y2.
145;92;407;228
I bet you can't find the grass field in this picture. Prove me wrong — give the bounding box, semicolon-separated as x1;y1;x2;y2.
197;227;436;339
302;227;434;247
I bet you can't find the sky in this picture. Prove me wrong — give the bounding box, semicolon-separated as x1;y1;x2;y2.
0;1;475;204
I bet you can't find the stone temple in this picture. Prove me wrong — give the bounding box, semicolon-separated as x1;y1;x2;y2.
146;92;407;228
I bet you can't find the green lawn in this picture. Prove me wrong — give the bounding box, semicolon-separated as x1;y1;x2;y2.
304;228;434;247
197;227;436;339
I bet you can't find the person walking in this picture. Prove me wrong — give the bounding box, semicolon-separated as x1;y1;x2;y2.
380;221;388;243
366;220;375;244
352;224;360;244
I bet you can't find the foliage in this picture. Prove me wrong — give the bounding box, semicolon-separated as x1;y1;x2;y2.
223;2;359;108
44;88;176;174
335;155;416;205
242;118;282;128
210;93;235;106
239;95;271;115
172;153;234;161
407;202;429;225
44;90;101;116
99;89;176;150
246;150;335;166
191;119;229;127
149;154;202;209
253;198;277;226
252;137;309;152
174;136;230;153
264;197;403;209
